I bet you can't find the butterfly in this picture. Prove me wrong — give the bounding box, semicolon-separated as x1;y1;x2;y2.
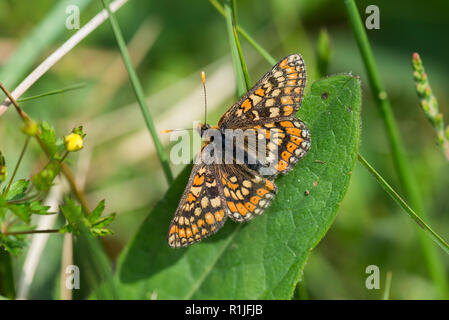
168;54;310;248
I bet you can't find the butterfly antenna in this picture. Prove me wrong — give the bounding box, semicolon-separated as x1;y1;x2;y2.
201;71;207;124
160;128;193;134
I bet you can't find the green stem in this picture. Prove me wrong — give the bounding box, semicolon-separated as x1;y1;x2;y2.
3;136;30;196
358;154;449;256
382;271;392;300
17;83;87;103
231;0;251;91
344;0;449;299
4;228;60;236
209;0;276;66
101;0;174;185
224;1;246;97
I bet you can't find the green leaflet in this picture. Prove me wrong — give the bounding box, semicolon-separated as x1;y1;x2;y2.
114;74;361;299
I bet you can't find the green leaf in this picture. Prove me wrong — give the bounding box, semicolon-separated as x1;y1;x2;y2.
38;121;58;158
114;74;362;299
7;204;31;224
91;213;116;229
89;200;105;223
28;201;52;215
4;179;30;201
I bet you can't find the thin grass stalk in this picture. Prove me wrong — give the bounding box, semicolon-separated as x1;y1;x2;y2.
101;0;174;185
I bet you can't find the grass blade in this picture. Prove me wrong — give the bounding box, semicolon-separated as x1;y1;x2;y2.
17;83;87;103
101;0;173;185
358;154;449;256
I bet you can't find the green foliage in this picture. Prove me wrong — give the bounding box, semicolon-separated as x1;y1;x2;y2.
113;74;361;299
32;161;61;192
60;198;115;237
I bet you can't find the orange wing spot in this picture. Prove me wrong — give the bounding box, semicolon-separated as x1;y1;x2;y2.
286;127;302;136
227;201;238;213
265;180;275;191
169;225;177;235
227;181;239;190
294;87;303;94
205;212;215;225
242;99;252;112
201;228;208;235
187;193;196;203
280;121;294;127
283;106;293;115
282;151;292;162
193;174;204;186
280;58;289;69
256;188;269;197
195;234;201;240
179;228;186;238
291;135;303;145
253;125;262;129
275;160;289;171
192;224;199;234
287;80;297;86
284;87;292;94
197;219;205;227
215;209;225;222
245;202;256;212
286;142;298;153
250;195;261;205
281;96;294;105
285;66;296;74
287;73;298;79
186;228;193;238
236;203;248;216
255;88;265;96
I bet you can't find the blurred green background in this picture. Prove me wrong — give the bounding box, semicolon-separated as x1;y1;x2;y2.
0;0;448;299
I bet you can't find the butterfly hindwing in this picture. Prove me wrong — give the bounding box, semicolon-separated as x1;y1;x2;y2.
168;162;227;248
217;164;277;222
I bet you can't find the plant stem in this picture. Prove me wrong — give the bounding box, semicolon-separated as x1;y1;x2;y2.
383;271;392;300
358;154;449;256
231;0;251;91
17;83;87;103
3;228;60;236
3;136;30;196
208;0;276;66
344;0;449;298
101;0;173;185
224;1;246;97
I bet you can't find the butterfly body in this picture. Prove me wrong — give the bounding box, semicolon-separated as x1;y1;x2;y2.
168;54;310;248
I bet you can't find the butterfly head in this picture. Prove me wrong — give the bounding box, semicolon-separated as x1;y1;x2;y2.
197;123;220;143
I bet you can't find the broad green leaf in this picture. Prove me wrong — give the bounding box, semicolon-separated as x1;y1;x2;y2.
115;74;361;299
4;179;30;201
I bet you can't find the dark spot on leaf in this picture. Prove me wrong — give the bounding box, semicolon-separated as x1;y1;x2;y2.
304;190;310;196
347;107;352;112
321;92;328;100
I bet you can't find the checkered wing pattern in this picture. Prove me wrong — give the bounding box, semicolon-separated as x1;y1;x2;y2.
217;163;277;222
168;162;227;248
218;54;306;129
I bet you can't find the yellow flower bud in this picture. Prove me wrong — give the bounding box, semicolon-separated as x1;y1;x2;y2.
64;133;84;152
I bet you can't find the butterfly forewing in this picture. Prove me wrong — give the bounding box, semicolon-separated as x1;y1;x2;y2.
218;54;306;129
